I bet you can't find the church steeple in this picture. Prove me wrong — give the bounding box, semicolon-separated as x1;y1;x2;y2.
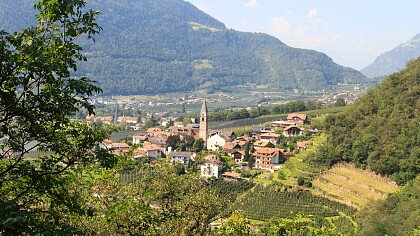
200;99;208;116
199;100;208;144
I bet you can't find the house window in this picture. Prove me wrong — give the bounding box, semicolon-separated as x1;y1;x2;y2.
202;118;205;121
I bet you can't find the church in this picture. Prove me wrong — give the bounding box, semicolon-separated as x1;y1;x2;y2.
199;100;208;144
199;100;234;151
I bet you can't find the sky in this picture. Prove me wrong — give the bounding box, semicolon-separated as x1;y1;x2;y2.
185;0;420;70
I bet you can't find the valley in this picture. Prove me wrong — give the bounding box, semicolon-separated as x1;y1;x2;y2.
0;0;419;235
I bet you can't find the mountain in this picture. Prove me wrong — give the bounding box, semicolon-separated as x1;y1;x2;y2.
0;0;366;95
312;58;420;185
361;34;420;78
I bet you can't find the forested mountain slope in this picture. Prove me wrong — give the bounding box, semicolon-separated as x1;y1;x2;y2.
362;33;420;78
313;58;420;184
358;177;420;235
0;0;366;95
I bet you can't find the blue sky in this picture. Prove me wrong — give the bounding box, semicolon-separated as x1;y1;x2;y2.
185;0;419;70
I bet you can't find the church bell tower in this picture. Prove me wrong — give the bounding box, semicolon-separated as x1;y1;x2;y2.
199;100;208;144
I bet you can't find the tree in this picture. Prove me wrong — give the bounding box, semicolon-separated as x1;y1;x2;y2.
183;117;192;126
261;214;340;236
193;138;205;153
248;156;255;169
145;114;159;128
335;98;346;107
358;177;420;236
181;103;186;113
243;142;250;161
297;176;305;186
0;0;112;234
218;212;251;236
183;135;195;150
166;135;181;150
66;163;226;235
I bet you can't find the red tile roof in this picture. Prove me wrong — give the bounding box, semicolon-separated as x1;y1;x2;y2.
260;133;280;138
222;172;241;178
297;141;312;149
287;113;307;120
142;144;163;151
254;148;283;155
111;142;130;149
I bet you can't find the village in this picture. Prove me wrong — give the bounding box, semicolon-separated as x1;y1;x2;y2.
88;100;319;181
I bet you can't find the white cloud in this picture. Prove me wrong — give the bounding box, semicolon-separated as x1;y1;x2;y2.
307;9;317;19
271;16;293;38
244;0;258;8
271;16;328;49
307;9;320;26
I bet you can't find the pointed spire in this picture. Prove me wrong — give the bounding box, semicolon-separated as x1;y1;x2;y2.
201;99;208;115
113;104;119;125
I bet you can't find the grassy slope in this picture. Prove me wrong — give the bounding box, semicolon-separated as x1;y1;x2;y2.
313;164;399;208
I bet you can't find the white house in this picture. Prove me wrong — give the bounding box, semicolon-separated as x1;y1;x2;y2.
169;151;195;166
201;161;222;178
200;155;223;178
283;125;304;137
206;132;230;151
100;139;130;154
253;148;285;171
260;133;280;145
137;144;163;159
132;132;148;144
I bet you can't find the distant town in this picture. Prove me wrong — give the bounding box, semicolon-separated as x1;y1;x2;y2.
89;99;321;179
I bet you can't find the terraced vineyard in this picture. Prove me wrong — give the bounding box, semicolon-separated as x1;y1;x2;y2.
233;186;355;221
330;215;357;236
313;163;399;208
210;178;255;202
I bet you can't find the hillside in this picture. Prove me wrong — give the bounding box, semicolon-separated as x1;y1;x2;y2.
358;177;420;235
361;34;420;78
311;58;420;184
313;163;399;208
0;0;366;95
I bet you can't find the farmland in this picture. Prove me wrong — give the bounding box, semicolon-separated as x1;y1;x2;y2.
312;163;399;208
233;186;356;221
209;178;255;202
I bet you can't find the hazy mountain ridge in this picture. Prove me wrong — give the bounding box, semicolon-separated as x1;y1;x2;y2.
0;0;366;95
361;33;420;78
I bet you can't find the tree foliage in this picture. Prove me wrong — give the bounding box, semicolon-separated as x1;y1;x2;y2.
218;212;251;236
78;163;227;235
0;0;112;234
310;58;420;184
260;214;340;236
209;100;308;122
193;138;205;152
358;177;420;236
